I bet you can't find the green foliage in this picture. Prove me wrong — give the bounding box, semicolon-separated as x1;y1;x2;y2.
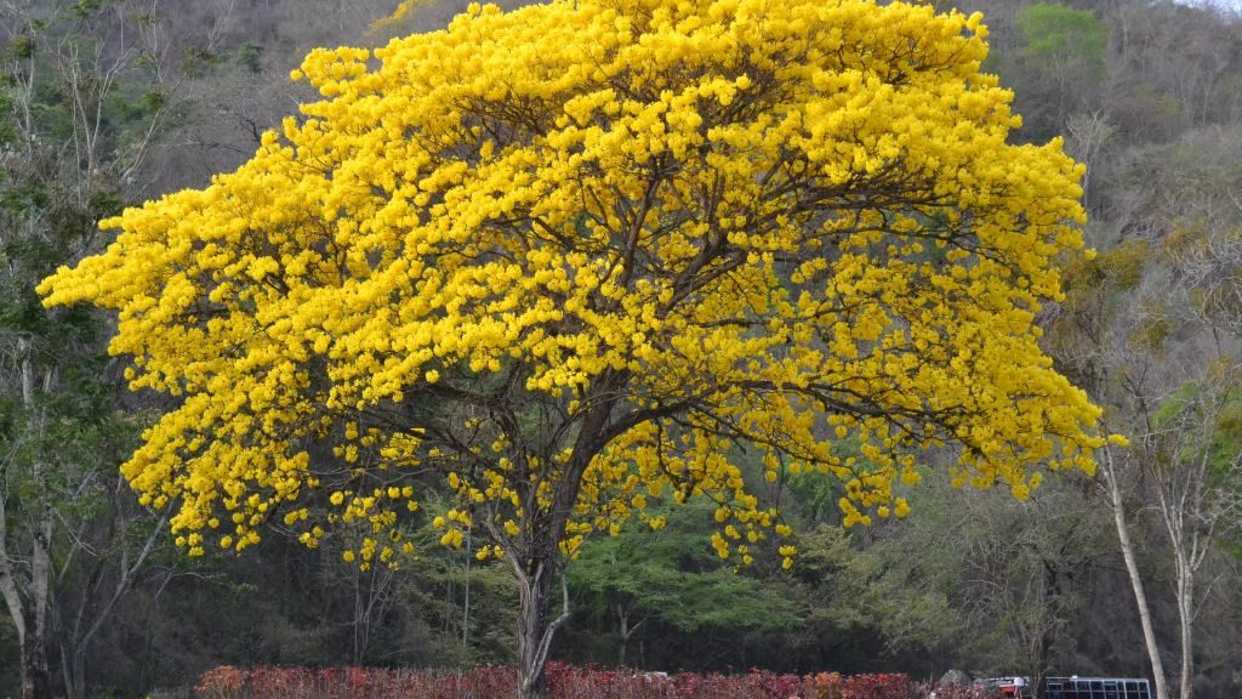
1153;379;1242;480
569;500;801;636
71;0;113;19
1059;239;1150;318
1017;3;1108;69
782;437;884;526
398;508;520;666
180;46;221;77
0;91;17;146
1131;319;1171;353
784;470;843;526
237;43;265;74
104;82;164;129
2;33;35;64
791;523;957;653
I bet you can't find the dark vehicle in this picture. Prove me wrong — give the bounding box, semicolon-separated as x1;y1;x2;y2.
974;676;1153;699
1044;677;1152;699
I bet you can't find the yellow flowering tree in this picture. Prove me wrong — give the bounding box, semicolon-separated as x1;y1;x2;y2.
40;0;1105;694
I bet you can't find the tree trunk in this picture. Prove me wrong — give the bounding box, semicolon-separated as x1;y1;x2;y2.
616;605;641;667
1032;629;1049;699
16;349;54;699
21;638;51;699
516;564;553;699
463;530;472;652
510;374;617;697
1105;448;1169;699
22;527;53;699
514;557;570;699
67;643;88;699
617;606;628;668
0;497;30;693
1176;560;1193;699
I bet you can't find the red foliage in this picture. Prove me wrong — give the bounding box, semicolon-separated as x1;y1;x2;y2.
193;663;1003;699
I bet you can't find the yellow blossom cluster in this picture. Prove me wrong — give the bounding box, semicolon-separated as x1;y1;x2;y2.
40;0;1102;568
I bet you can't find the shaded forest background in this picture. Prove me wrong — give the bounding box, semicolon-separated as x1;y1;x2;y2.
0;0;1240;697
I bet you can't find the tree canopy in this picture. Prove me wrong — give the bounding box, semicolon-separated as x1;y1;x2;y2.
38;0;1106;693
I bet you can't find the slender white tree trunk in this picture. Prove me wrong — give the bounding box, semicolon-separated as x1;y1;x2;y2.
1103;446;1169;699
1176;561;1193;699
1161;488;1200;699
28;517;52;699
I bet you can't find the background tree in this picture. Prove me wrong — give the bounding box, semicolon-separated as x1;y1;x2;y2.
1012;3;1110;137
1146;377;1242;699
1046;115;1242;699
0;2;176;696
566;500;800;668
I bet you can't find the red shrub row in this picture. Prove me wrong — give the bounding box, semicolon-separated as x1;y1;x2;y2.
194;663;1002;699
